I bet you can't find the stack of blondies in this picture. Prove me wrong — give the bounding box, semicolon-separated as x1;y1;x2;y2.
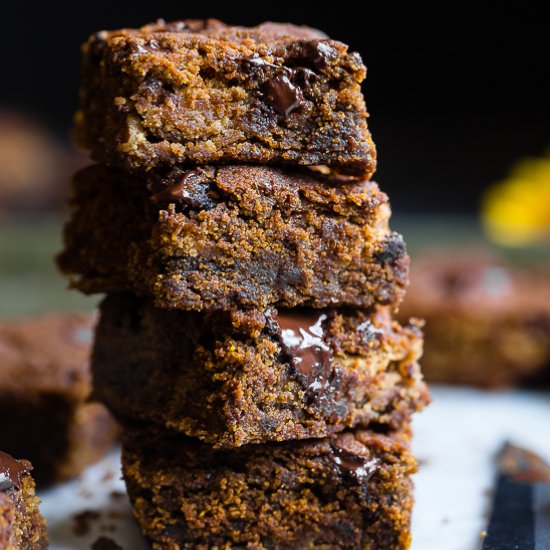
59;19;429;549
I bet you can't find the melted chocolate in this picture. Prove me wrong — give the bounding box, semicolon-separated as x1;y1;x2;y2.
271;311;342;411
375;232;407;268
328;442;380;482
263;75;304;116
0;451;27;495
150;170;217;211
277;311;331;376
292;67;317;89
290;41;337;71
243;55;281;72
243;55;311;116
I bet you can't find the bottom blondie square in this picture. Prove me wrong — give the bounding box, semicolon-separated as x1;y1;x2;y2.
93;294;429;447
122;422;416;549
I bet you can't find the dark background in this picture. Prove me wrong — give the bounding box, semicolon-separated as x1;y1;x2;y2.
1;4;548;213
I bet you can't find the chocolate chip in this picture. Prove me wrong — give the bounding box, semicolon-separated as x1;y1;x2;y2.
289;41;337;71
328;442;380;482
292;67;317;89
308;41;337;70
276;311;332;377
376;232;406;265
269;311;342;411
263;75;304;116
150;170;218;211
243;55;281;72
0;479;17;496
0;451;27;495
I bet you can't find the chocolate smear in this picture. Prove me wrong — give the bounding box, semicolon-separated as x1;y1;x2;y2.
150;170;217;211
328;442;380;482
270;310;343;412
0;451;27;495
263;75;304;116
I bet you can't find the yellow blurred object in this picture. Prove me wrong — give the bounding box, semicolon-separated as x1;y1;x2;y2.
482;157;550;246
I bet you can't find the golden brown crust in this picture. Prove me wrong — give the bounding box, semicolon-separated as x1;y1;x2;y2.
75;20;375;177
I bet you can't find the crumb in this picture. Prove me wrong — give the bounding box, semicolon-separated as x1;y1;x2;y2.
91;536;123;549
72;509;101;536
109;490;125;501
480;530;487;538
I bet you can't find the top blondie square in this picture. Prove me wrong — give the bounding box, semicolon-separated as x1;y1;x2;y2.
75;19;375;178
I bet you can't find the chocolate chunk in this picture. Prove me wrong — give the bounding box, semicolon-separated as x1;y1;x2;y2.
263;75;304;116
328;442;380;482
376;232;406;265
150;170;217;211
276;311;331;376
308;41;338;69
0;450;27;495
292;67;317;89
289;41;338;71
270;310;342;410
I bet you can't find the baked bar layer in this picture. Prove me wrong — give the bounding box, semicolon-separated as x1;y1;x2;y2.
122;423;415;549
0;452;48;549
92;294;428;447
0;314;118;484
75;19;375;177
400;254;550;387
59;164;409;312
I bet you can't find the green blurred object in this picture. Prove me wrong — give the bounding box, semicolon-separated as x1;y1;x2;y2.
0;216;548;318
0;218;97;317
